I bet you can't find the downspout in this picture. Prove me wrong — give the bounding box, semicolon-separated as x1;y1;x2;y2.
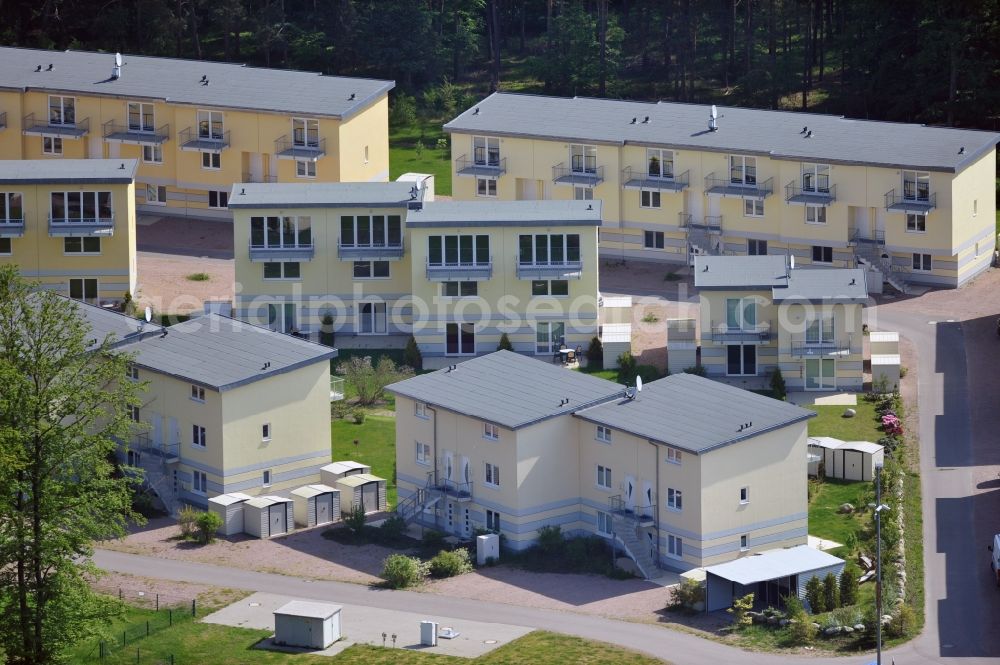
650;439;661;570
426;405;439;529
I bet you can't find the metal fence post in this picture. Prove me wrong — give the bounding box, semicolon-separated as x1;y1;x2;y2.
119;588;123;601
169;609;172;626
146;620;150;637
123;630;127;647
135;647;139;664
156;594;159;611
191;599;196;616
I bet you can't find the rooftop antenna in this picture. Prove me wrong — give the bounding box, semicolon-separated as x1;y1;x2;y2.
112;52;122;80
800;126;808;134
958;146;966;155
473;107;480;115
642;116;650;123
708;105;720;132
630;117;637;124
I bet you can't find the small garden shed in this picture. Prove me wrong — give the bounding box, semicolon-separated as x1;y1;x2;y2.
335;473;387;514
291;484;340;528
243;495;294;539
207;492;254;536
808;436;884;481
320;460;371;486
273;600;342;649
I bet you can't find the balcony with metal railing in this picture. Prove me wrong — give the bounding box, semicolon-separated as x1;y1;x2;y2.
102;120;170;145
249;240;315;262
515;255;583;280
130;433;181;464
709;322;773;344
48;215;114;237
275;134;326;160
705;173;774;199
241;172;278;184
686;215;723;231
0;217;25;238
179;127;230;152
426;257;493;281
22;113;89;138
884;188;936;214
785;181;836;206
789;333;856;358
456;153;507;178
552;162;604;187
338;237;405;261
622;166;690;192
427;470;473;502
608;495;654;527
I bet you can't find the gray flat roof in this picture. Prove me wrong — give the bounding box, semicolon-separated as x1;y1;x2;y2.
0;47;393;119
386;350;624;430
574;373;814;454
0;159;138;185
228;182;417;209
444;92;1000;173
75;304;335;390
705;545;844;585
406;200;603;228
694;256;868;303
72;299;162;351
274;600;342;619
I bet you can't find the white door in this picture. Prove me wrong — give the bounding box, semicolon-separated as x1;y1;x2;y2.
268;154;279;182
641;481;654;515
270;504;286;535
249;153;263;183
850;206;869;240
316;495;330;524
150;411;163;445
88;136;103;159
168;417;180;447
624;475;636;511
107;143;120;158
444;451;454;483
685;189;703;225
362;483;378;513
706;195;720;218
518;178;536;201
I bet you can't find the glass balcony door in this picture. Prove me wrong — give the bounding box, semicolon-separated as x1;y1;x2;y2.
570;144;597;174
902;171;930;202
128;102;155;132
801;163;830;193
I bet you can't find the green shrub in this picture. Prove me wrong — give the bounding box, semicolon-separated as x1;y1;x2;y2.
381;554;428;588
389;92;418;127
422;529;445;551
195;511;223;544
186;272;210;282
121;290;137;316
379;515;407;540
352;408;366;424
805;575;825;613
344;505;367;536
616;351;638;384
727;593;754;627
536;525;564;555
682;365;706;377
319;312;336;347
331;400;350;419
641;312;659;323
887;603;915;638
668;578;705;611
783;595;816;645
428;549;472;578
586;336;603;366
770;367;787;400
178;505;199;539
636;365;660;384
899;365;908;378
403;335;422;371
497;332;514;351
663;271;681;281
839;565;859;606
823;572;840;610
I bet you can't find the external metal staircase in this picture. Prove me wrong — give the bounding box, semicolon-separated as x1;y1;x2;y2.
681;213;723;258
395;469;473;525
609;496;662;580
127;434;181;515
850;230;910;294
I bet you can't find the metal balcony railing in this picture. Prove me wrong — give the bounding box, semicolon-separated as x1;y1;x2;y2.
130;433;181;463
785;181;836;206
179;126;230;152
48;215;114;237
515;255;583;280
709;322;772;343
241;172;278;183
456;154;507;177
552;162;604;186
426;257;493;280
330;376;345;402
704;173;773;199
275;134;326;160
427;470;473;501
789;333;855;358
0;218;25;237
248;240;315;262
608;495;655;525
337;237;405;260
622;166;689;192
22;113;89;138
688;215;723;231
884;188;936;214
102;120;170;145
677;212;693;228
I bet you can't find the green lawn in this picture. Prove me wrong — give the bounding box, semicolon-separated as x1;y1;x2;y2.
389;120;452;196
808;479;869;554
69;605;668;665
331;415;397;507
572;366;619;382
808;401;882;441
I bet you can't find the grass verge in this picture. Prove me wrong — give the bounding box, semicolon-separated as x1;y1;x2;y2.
389;120;452;196
331;415;397;508
808;401;880;440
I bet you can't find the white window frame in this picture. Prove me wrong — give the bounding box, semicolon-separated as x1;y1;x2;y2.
812;245;833;264
192;425;207;448
476;177;497;197
295;159;317;178
48;95;76;125
129;405;140;422
573;186;593;201
352;260;390;280
729;155;757;185
640;189;661;208
291;117;319;148
42;136;63;156
262;470;272;487
68;278;98;304
739;486;750;504
596;425;612;443
643;230;665;249
902;170;930;202
805;205;826;225
596;465;612;490
64;236;101;255
208;190;228;209
357;301;387;335
747;238;768;256
267;302;298;334
197;109;224;140
263;262;301;281
445;322;476;356
441;281;478;298
127;101;155;133
484;462;500;488
596;510;613;536
145;184;167;205
192;470;207;495
646;148;674;179
190;385;206;402
666;447;682;465
414;402;428;418
262;423;271;441
416;441;431;466
127;364;139;381
141;144;163;165
740;534;749;551
472;135;501;166
201;151;221;170
51;191;113;223
428;234;491;268
485;508;501;532
805;313;835;345
801;163;830;193
743;198;764;217
667;534;683;558
912;253;932;272
0;192;23;223
535;321;566;354
570;144;597;174
725;297;757;331
483;422;500;441
906;213;926;233
667;487;682;511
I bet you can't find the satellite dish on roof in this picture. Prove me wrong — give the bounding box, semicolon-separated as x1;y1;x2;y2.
144;306;152;323
710;105;718;119
115;52;122;67
790;255;796;270
636;376;643;393
708;105;719;132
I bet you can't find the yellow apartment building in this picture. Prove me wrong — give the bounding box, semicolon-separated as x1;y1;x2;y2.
445;93;999;290
0;158;137;303
694;255;867;391
79;302;336;512
0;47;393;218
389;350;815;576
229;181;601;367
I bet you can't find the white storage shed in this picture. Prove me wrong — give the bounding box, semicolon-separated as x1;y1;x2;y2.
273;600;342;649
291;484;341;528
335;473;387;514
869;331;900;356
871;353;901;391
207;492;254;536
243;495;294;538
808;436;885;481
600;323;632;370
320;461;371;486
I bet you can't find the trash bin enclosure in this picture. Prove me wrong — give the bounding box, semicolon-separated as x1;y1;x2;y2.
291;484;341;528
335;473;387;514
207;492;254;536
243;496;294;538
273;600;342;649
320;460;371;486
